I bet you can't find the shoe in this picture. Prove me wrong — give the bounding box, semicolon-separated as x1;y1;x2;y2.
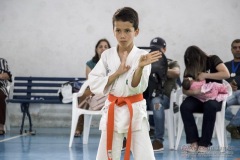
122;138;127;151
184;143;198;153
152;139;164;152
197;146;208;153
226;124;240;139
226;124;236;133
74;130;82;137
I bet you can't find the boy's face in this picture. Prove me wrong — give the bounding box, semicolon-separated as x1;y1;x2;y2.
113;20;139;48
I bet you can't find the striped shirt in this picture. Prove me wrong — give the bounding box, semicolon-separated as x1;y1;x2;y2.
0;58;11;96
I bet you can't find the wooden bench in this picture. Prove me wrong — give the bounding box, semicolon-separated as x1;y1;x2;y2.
7;76;86;134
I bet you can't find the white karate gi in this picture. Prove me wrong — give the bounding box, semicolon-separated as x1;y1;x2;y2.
88;46;155;160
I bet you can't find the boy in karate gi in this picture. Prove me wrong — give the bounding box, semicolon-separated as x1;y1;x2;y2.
88;7;162;160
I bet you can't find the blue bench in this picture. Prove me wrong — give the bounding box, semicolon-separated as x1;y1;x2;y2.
7;76;86;134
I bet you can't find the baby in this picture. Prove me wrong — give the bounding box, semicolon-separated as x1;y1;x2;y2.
182;77;228;102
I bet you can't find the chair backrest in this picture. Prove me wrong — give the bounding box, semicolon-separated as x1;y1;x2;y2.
223;79;232;97
77;80;90;97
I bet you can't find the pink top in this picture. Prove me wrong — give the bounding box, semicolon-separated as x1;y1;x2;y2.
190;80;228;102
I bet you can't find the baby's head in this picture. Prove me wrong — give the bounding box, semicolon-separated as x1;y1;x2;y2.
182;77;193;90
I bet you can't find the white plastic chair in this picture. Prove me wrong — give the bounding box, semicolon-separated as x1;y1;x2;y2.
69;80;102;147
175;80;232;152
147;88;181;150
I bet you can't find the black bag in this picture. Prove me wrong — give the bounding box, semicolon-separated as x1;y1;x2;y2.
145;49;168;98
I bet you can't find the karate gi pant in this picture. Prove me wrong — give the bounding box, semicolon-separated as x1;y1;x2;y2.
96;119;155;160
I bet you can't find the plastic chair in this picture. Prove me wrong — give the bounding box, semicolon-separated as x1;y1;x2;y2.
175;80;232;152
147;88;181;150
69;80;102;147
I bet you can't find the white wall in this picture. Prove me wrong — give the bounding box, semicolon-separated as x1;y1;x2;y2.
1;0;240;127
1;0;240;78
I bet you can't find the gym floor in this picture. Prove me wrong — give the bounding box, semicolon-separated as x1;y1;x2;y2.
0;127;240;160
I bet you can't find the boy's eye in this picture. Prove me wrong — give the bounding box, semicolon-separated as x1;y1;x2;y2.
125;29;131;33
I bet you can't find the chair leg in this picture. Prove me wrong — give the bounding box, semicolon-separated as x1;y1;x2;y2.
173;113;178;136
69;111;81;147
224;127;228;149
175;113;183;150
215;114;225;152
83;114;93;144
165;110;174;150
5;107;10;131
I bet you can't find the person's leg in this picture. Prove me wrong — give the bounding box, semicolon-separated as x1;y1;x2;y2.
150;96;165;151
96;130;124;160
225;107;235;121
227;108;240;139
225;91;240;138
131;119;155;160
0;90;6;133
75;115;84;137
228;90;240;126
198;100;222;147
229;109;240;126
151;96;164;142
180;96;203;144
146;97;155;131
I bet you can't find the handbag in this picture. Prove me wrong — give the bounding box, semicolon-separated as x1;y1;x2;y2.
59;83;73;103
77;88;107;111
59;80;84;103
87;94;107;111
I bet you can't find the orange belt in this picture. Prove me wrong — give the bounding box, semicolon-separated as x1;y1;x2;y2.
107;93;144;160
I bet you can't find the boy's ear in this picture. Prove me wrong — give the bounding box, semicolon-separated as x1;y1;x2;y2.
135;28;139;36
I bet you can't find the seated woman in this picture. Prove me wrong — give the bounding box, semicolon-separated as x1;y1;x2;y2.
182;77;229;102
180;46;230;153
75;38;111;137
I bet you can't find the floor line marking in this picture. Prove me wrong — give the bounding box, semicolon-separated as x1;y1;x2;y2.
0;133;29;142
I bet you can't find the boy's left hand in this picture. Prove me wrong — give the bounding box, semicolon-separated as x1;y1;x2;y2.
138;51;162;68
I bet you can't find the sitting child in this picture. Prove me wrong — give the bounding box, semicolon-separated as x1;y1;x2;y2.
182;77;229;102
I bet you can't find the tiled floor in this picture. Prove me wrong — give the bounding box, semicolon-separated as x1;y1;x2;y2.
0;127;240;160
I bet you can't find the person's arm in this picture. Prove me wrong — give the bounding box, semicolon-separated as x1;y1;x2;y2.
167;67;180;79
85;65;92;79
230;79;238;91
198;63;230;81
131;51;162;87
0;72;10;80
104;51;130;89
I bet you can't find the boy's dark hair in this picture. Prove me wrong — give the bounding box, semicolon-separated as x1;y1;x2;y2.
92;39;111;63
182;78;191;90
112;7;139;30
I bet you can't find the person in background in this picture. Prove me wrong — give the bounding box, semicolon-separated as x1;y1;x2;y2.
181;45;230;153
145;37;180;151
0;58;12;135
224;39;240;139
88;7;162;160
74;38;111;137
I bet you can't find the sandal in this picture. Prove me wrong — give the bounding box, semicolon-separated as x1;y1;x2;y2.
74;130;82;137
0;130;5;135
197;146;208;153
185;143;198;153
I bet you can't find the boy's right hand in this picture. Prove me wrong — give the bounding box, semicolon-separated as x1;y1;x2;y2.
138;51;162;68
